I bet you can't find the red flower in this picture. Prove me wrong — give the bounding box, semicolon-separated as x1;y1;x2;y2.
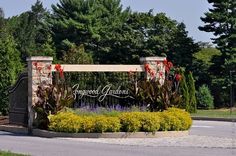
168;61;173;68
159;72;163;78
33;62;38;68
165;66;170;73
59;68;64;78
47;65;52;70
144;63;150;71
54;64;64;78
156;61;160;65
144;63;152;74
175;74;182;81
37;67;42;72
163;59;168;65
150;71;155;77
54;64;62;71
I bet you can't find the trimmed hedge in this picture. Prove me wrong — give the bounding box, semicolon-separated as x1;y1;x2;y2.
48;108;192;133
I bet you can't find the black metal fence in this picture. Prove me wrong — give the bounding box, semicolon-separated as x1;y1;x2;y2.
56;72;145;109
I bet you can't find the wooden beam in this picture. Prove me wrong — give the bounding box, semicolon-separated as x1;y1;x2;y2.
52;64;145;72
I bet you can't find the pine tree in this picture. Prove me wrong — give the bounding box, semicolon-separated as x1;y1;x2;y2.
8;0;53;61
0;28;23;115
178;68;190;112
199;0;236;69
169;23;200;70
49;0;129;61
199;0;236;107
187;72;197;113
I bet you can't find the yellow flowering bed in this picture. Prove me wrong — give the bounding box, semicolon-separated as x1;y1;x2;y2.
48;108;192;133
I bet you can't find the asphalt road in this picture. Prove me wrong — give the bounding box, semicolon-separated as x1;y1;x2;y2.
190;120;236;138
0;120;236;156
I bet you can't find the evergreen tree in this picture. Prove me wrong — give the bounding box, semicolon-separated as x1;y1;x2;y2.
196;84;214;109
0;7;4;18
8;0;54;62
49;0;130;61
0;29;23;115
35;35;56;61
179;68;190;112
169;23;200;70
0;7;4;26
187;72;197;113
199;0;236;69
199;0;236;107
62;43;93;64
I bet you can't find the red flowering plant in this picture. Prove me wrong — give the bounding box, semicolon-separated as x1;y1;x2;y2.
33;64;74;129
129;58;182;112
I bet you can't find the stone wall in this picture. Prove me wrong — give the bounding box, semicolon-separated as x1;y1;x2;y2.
27;57;53;133
140;57;166;84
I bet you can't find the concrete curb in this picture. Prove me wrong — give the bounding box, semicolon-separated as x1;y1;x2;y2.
0;125;28;134
33;129;189;138
192;116;236;122
0;125;189;138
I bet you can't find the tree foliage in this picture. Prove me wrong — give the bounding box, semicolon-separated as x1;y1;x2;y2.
0;0;206;114
192;47;221;86
187;72;197;113
7;0;55;62
0;27;23;115
179;68;190;112
199;0;236;107
196;84;214;109
49;0;199;65
49;0;130;62
169;23;200;70
199;0;236;62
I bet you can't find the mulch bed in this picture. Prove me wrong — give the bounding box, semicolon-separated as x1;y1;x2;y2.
0;116;9;125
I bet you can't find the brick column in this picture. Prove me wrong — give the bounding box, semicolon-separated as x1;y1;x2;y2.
27;56;53;134
140;57;166;84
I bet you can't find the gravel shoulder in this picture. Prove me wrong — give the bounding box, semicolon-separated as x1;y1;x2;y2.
60;135;236;149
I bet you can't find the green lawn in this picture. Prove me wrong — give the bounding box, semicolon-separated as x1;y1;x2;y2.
0;151;28;156
191;108;236;118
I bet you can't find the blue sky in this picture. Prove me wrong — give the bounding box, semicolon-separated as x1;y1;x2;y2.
0;0;214;43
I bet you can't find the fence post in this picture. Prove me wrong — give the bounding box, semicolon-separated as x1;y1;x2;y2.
27;56;53;134
140;57;166;84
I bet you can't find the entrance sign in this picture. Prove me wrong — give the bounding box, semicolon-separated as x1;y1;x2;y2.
72;84;132;102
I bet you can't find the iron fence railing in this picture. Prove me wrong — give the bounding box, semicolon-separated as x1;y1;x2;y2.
53;71;145;109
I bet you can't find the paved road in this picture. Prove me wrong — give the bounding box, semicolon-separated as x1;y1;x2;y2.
190;120;236;138
0;120;236;156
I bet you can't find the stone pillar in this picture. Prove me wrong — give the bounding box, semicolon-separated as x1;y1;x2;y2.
27;56;53;134
140;57;166;84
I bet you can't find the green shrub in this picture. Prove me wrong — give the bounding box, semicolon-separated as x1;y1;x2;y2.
94;116;121;132
80;116;96;133
119;112;142;132
196;84;214;109
159;111;182;131
167;108;192;130
48;108;192;133
49;112;82;133
140;113;160;132
105;117;121;132
94;116;108;133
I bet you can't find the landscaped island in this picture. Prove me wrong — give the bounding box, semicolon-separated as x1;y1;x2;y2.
48;108;192;133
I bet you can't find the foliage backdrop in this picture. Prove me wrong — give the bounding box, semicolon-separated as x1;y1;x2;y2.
0;0;235;114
